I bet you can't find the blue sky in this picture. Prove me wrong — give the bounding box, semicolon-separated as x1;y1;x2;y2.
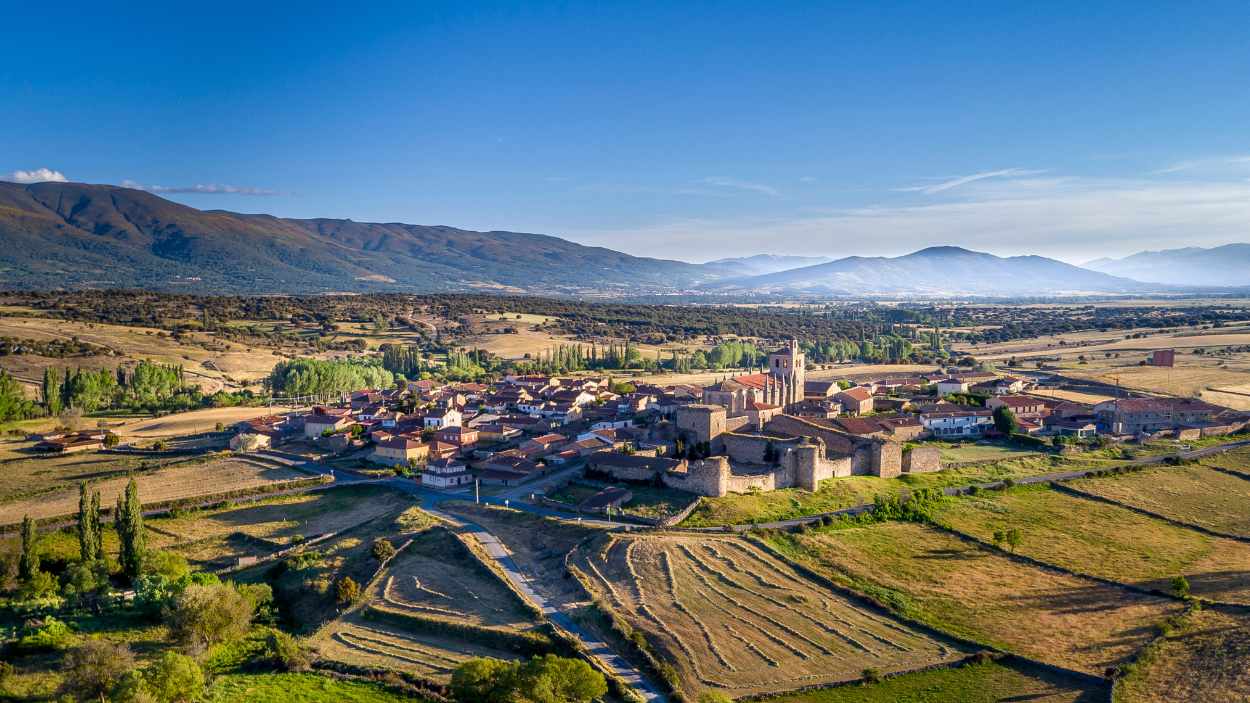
4;1;1250;263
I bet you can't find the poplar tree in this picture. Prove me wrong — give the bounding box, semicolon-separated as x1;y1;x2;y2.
19;515;38;583
77;482;99;562
114;477;145;579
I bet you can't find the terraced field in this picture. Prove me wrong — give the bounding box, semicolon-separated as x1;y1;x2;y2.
313;526;544;682
933;485;1250;604
573;533;965;697
1070;464;1250;537
766;523;1184;675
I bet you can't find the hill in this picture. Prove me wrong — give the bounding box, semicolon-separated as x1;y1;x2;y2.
1085;244;1250;287
0;181;709;294
701;246;1152;295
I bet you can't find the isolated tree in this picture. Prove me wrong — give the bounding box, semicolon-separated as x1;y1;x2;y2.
1171;575;1191;599
992;406;1019;435
371;538;396;563
991;529;1005;550
335;576;361;606
60;639;135;702
18;514;40;583
114;476;146;580
451;658;516;702
1004;527;1022;553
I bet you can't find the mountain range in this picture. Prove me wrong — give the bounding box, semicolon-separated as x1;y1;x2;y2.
1086;244;1250;287
0;181;1235;296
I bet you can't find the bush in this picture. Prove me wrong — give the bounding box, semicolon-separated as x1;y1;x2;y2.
60;639;135;701
861;667;882;684
143;651;204;703
1171;575;1191;599
16;616;75;653
167;582;264;654
264;630;311;672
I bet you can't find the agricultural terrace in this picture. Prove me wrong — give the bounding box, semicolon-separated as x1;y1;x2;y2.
932;484;1250;604
0;454;309;525
313;525;549;682
572;533;964;697
680;453;1130;527
761;659;1102;703
144;485;414;570
1070;463;1250;537
1113;608;1250;703
547;479;695;519
765;522;1184;674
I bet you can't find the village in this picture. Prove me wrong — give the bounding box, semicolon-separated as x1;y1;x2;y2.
225;339;1250;516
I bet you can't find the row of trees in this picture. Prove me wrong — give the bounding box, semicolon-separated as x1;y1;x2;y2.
41;362;190;415
267;357;395;397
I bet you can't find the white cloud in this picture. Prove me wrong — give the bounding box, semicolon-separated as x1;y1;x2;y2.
701;177;780;197
896;168;1046;195
121;179;278;196
3;168;68;184
573;176;1250;263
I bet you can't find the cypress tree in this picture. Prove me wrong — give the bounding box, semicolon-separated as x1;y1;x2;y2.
77;481;97;562
114;476;145;579
18;514;38;582
89;489;103;561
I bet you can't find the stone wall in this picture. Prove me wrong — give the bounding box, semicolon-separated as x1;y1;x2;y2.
903;446;942;473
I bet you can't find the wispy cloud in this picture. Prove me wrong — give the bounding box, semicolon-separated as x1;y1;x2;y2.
1152;154;1250;175
701;177;780;197
121;180;279;196
2;167;68;184
896;168;1046;195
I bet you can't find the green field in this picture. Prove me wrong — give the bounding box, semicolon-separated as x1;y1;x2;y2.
204;673;427;703
932;484;1250;603
762;660;1101;703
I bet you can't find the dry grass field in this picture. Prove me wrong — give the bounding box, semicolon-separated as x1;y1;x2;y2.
313;525;543;681
767;523;1183;675
1054;354;1250;410
0;454;307;524
145;485;413;569
0;315;289;392
573;533;964;697
933;485;1250;604
1070;464;1250;537
1115;609;1250;703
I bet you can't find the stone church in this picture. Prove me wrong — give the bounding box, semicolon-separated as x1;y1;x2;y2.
702;339;807;414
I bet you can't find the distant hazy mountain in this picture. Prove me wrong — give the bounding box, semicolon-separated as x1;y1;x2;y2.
701;254;833;277
1085;244;1250;287
0;181;709;294
702;246;1151;295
